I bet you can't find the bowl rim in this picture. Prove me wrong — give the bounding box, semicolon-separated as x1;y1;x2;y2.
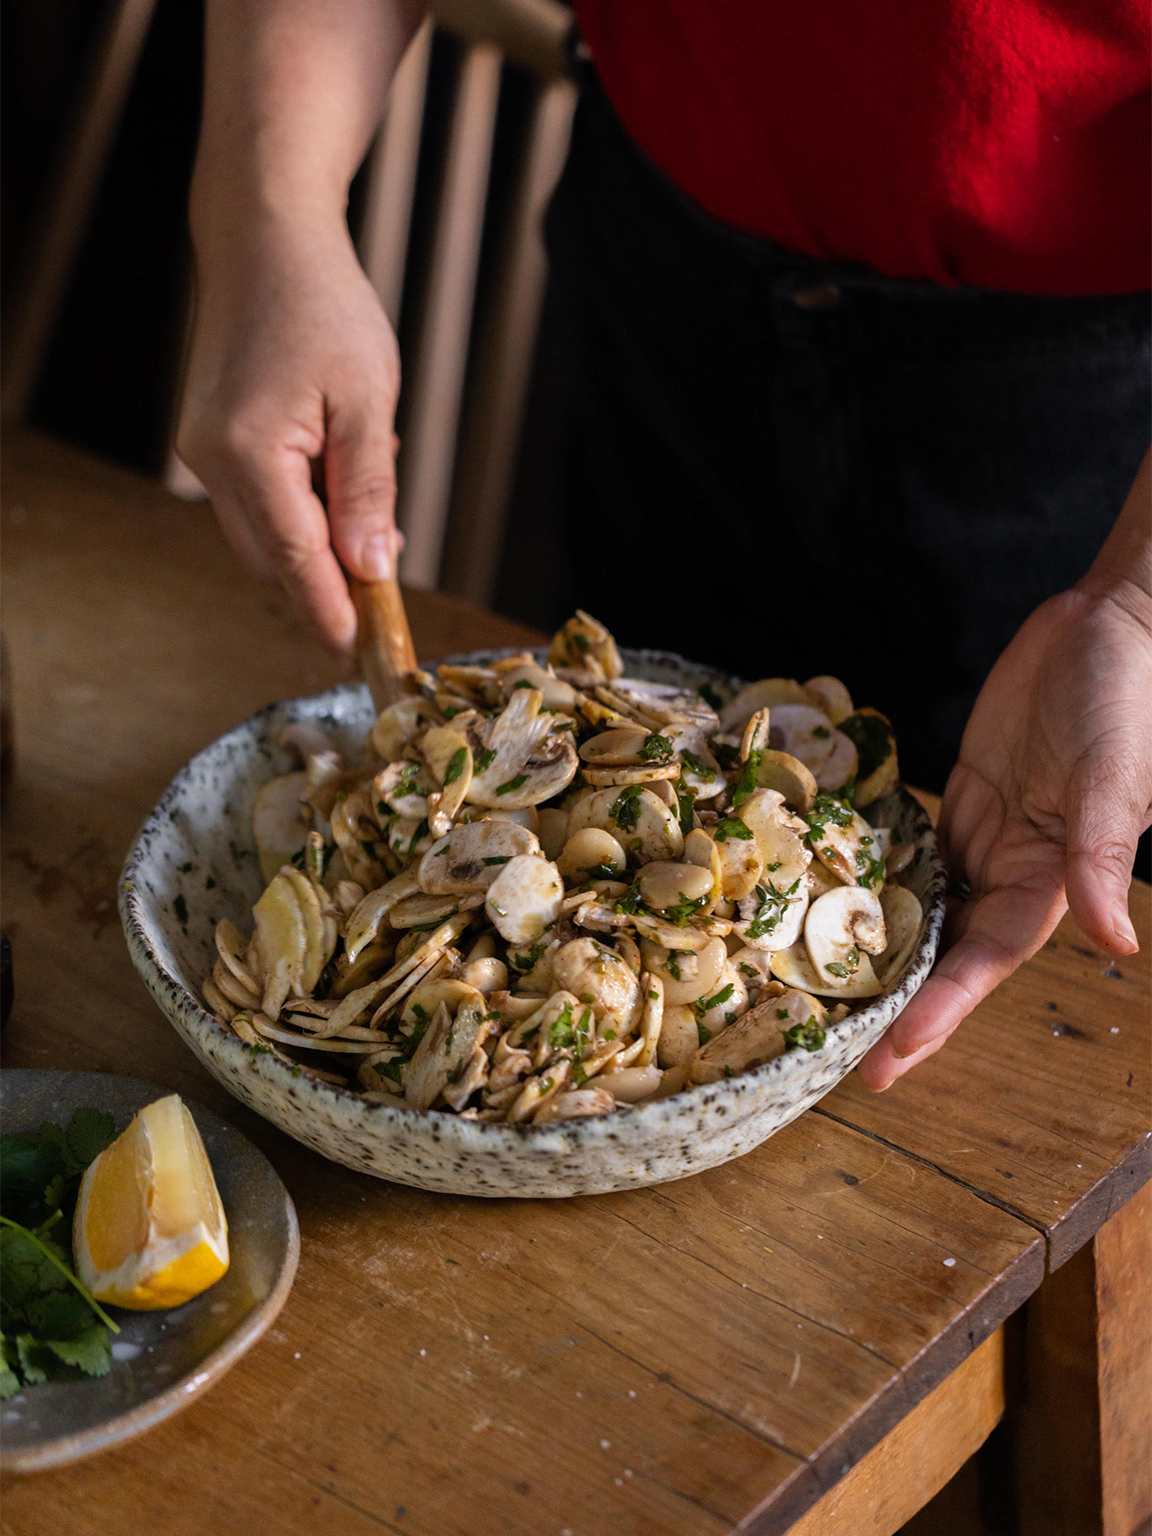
120;650;947;1149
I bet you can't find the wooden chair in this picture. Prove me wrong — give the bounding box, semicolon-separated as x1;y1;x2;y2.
1;0;577;605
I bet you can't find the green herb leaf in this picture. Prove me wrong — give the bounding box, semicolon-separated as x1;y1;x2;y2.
609;784;644;832
680;750;715;783
443;747;468;786
732;749;761;806
713;817;753;843
638;734;673;763
474;747;497;772
783;1016;826;1053
496;773;529;796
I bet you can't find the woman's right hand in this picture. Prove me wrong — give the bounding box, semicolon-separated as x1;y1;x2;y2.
178;214;404;656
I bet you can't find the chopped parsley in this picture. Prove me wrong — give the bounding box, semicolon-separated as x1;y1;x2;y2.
811;725;831;740
733;749;762;806
508;940;547;974
666;952;683;981
444;747;468;785
745;879;800;941
610;784;644;832
676;785;696;836
613;884;645;916
713;816;753;843
783;1017;826;1052
483;855;511;866
696;1023;712;1046
474;747;497;772
806;794;854;841
696;983;734;1017
497;774;529;796
839;711;892;782
856;850;886;889
639;734;673;763
661;893;710;926
681;750;715;783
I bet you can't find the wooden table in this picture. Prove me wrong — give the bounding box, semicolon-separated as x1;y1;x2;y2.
2;430;1149;1536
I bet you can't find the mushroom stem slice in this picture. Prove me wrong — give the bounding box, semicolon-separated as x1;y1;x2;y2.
344;869;421;965
804;886;887;987
420;725;474;822
548;610;623;681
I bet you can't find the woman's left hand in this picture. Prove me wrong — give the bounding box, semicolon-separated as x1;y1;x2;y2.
858;532;1152;1091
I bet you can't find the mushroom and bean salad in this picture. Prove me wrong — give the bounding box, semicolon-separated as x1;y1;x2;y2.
202;612;924;1122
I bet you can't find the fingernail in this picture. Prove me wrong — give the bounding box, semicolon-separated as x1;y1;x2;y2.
1113;913;1138;950
359;535;393;581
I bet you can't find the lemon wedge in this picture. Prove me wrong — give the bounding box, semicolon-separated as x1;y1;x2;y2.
73;1094;229;1310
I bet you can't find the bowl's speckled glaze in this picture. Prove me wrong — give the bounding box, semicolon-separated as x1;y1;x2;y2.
120;650;946;1198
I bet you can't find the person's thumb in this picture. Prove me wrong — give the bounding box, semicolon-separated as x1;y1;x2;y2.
1064;753;1148;954
324;405;403;583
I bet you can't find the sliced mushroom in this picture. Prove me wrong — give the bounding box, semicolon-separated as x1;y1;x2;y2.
809;806;886;890
631;911;722;951
694;964;749;1038
344;869;421;964
403;998;495;1111
282;864;333;991
688;992;802;1083
640;935;727;1006
804;886;887;987
803;675;854;724
328;938;395;999
537;806;569;861
507;1058;572;1122
421;725;474;822
719;678;812;736
768;704;837;774
418;818;540;895
458;956;508;994
814;730;859;792
712;819;763;900
215;918;261;995
253;772;309;884
740;707;772;763
252;870;309;1020
596;1063;662;1103
557;827;627;882
552;936;641;1021
499;660;577;712
548;610;623;681
838;708;899;807
683;827;723;899
388;891;473;929
750;750;818;814
636;859;714;914
466;687;579;808
769;941;883;998
737;789;811;889
399;978;486;1035
370;695;436;761
581;761;681;787
331;789;386;888
734;874;809;952
657;1003;700;1066
568;784;684;865
876;885;923;985
632;973;664;1068
579;727;652;765
485;855;565;944
532;1087;616;1123
373;759;432;820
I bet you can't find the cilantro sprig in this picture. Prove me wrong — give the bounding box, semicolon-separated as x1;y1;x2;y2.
1;1108;121;1397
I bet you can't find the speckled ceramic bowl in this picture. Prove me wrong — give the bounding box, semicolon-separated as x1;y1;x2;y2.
120;649;946;1199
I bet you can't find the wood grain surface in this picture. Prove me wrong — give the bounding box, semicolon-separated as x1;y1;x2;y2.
0;431;1147;1536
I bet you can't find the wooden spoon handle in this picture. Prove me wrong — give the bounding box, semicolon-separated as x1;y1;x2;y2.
352;577;417;712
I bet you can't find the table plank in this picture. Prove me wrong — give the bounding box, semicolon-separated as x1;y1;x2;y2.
0;430;1138;1536
818;891;1151;1269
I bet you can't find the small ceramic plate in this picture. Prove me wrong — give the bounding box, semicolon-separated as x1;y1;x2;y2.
0;1070;299;1474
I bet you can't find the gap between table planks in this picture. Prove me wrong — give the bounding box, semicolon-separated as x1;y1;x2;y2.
1;429;1148;1536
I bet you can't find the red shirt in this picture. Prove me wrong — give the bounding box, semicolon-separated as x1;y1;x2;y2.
573;1;1151;295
